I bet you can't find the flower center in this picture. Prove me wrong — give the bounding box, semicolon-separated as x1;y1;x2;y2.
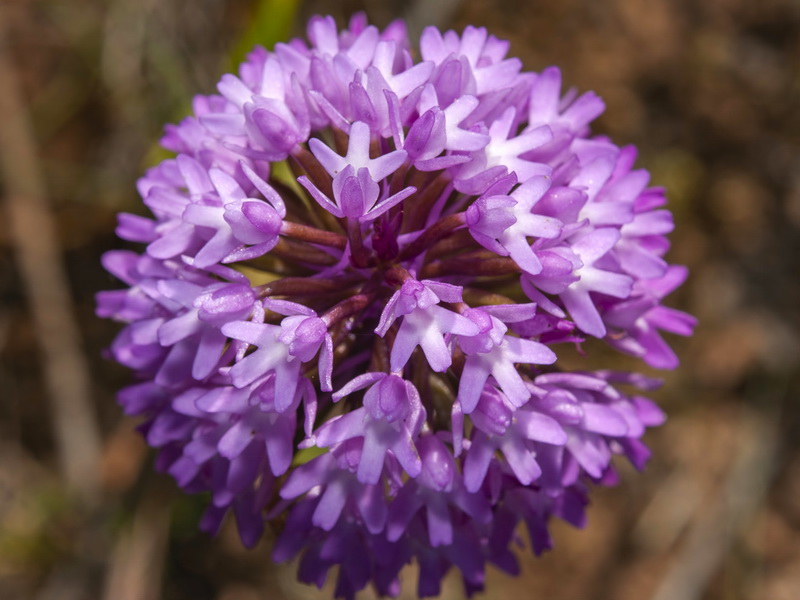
233;134;523;419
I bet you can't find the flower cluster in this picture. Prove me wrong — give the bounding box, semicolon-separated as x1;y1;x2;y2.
98;14;696;599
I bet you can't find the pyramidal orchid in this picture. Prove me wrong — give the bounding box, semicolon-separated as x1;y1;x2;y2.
98;14;696;599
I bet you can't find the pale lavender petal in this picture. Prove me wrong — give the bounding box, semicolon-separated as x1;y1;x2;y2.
426;494;453;547
357;425;389;484
312;478;348;530
463;433;494;492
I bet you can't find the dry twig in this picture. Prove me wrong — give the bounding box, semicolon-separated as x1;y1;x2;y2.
649;410;779;600
0;8;102;501
102;484;172;600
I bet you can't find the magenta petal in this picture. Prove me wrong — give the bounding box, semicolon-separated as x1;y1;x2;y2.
463;433;494;493
312;479;348;530
357;425;389;484
386;483;423;541
359;482;388;535
192;328;226;380
426;494;453;547
458;358;491;414
581;403;629;436
390;428;422;478
315;409;366;447
280;453;333;499
218;420;255;459
562;287;606;338
500;435;542;485
516;411;567;445
265;424;293;475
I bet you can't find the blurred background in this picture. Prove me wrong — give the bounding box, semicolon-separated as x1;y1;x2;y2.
1;0;799;598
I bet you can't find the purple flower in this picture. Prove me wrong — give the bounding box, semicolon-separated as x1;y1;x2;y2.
222;298;333;411
98;14;695;599
376;278;479;372
456;304;556;413
314;373;426;484
387;434;491;547
466;175;562;274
